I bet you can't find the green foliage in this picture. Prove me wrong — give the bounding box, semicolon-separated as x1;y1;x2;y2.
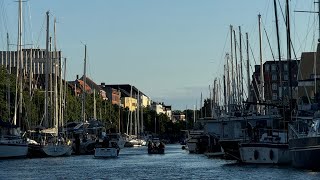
0;66;16;122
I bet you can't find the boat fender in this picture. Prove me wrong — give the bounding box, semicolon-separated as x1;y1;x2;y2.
254;150;259;160
269;150;274;160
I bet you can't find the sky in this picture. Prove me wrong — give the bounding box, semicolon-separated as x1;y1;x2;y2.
0;0;318;110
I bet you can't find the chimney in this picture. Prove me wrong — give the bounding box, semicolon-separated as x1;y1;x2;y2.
101;82;105;87
76;75;79;80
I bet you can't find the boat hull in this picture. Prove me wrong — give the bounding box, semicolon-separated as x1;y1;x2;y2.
0;143;28;158
219;139;241;160
289;136;320;169
187;141;197;153
94;148;119;158
73;140;97;155
239;143;290;164
42;144;72;157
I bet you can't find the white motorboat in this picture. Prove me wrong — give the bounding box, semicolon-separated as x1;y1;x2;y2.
94;140;120;158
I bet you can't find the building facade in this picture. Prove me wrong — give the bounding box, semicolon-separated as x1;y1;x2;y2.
0;49;62;75
297;52;320;102
141;95;151;107
251;59;299;104
121;97;137;111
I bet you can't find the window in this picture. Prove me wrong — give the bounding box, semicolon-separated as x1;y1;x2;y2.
284;74;288;81
265;64;270;72
284;64;288;71
272;83;278;91
272;74;277;81
272;93;278;100
271;64;276;71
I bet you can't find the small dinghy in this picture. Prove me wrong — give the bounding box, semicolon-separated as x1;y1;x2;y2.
148;139;165;154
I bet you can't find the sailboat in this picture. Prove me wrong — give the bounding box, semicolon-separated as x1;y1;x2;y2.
0;120;28;158
0;0;28;159
288;1;320;169
72;45;102;155
28;12;72;157
238;7;290;164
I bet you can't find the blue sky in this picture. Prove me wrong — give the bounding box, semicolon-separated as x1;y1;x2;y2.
0;0;317;110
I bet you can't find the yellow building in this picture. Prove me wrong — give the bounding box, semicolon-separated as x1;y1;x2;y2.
122;97;137;111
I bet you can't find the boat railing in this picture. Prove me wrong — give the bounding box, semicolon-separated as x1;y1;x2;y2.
242;127;288;143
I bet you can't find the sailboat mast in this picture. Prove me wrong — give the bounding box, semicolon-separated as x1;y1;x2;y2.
54;50;58;132
239;26;244;104
226;54;230;114
230;25;234;105
18;0;24;127
193;105;196;126
273;0;283;102
93;89;96;119
209;85;211;118
212;80;216;118
286;0;293;102
258;14;264;114
44;11;50;128
200;92;203;118
317;0;320;96
63;58;67;130
119;90;121;133
129;85;133;135
223;65;226;113
54;17;58;131
140;93;143;135
29;48;33;96
7;33;11;120
246;33;250;102
137;90;140;136
82;45;87;123
59;55;63;128
7;33;11;74
233;30;239;105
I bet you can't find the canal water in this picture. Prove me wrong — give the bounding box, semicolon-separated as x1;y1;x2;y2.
1;144;320;180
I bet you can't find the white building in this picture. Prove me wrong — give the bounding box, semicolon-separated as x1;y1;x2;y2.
151;102;164;114
151;102;172;120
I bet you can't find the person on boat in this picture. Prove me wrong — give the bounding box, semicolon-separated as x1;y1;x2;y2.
103;136;110;148
158;142;165;149
148;141;153;149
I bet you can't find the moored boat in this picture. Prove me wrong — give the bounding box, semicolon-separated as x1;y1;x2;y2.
147;139;165;154
239;131;290;164
94;138;120;158
0;120;28;159
289;113;320;169
27;130;72;157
